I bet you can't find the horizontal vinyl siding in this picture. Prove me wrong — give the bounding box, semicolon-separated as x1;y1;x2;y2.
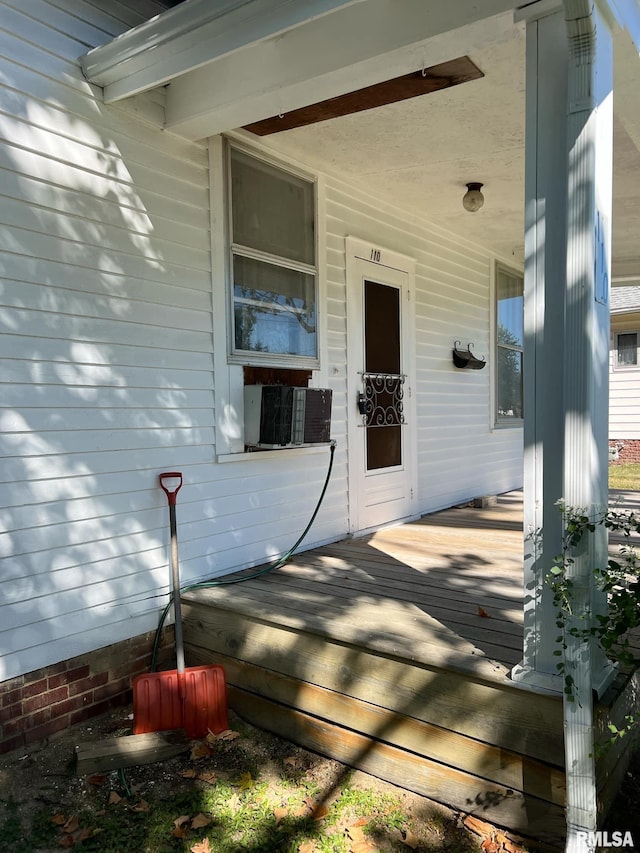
0;0;211;680
2;0;523;683
324;177;522;515
610;312;640;439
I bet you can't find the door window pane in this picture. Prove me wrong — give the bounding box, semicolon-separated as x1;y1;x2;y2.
365;281;400;374
364;280;402;469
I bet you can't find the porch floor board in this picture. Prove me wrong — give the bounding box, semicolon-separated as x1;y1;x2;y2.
181;489;636;847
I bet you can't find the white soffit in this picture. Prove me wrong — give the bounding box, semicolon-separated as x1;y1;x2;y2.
80;0;367;101
80;0;521;122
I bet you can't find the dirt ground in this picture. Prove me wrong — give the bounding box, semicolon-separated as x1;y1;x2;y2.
3;705;640;852
0;706;537;853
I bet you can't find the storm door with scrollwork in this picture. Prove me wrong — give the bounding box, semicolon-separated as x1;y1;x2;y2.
346;238;415;533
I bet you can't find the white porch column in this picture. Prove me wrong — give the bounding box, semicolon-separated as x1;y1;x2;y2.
563;1;615;845
512;6;571;692
513;2;616;698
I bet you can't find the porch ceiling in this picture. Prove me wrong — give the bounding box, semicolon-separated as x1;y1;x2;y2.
233;17;640;276
88;0;640;279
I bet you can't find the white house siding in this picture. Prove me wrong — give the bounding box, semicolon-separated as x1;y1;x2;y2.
1;0;523;686
0;0;213;681
322;176;523;514
610;310;640;440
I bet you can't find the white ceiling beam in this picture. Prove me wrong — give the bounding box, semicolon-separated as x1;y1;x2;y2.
79;0;366;102
164;0;520;140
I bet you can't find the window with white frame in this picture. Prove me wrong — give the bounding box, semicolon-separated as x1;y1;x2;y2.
615;331;639;368
228;146;317;362
496;265;524;423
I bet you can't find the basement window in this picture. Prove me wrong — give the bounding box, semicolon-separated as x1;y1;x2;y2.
228;146;318;365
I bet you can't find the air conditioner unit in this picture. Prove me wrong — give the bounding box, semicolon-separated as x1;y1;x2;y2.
244;386;332;448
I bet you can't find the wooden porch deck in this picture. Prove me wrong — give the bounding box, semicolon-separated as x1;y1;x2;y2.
181;491;639;849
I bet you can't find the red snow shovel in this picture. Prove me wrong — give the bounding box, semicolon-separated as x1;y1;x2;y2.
132;472;228;739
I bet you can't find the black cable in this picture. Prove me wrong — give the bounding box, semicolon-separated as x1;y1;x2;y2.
150;440;336;671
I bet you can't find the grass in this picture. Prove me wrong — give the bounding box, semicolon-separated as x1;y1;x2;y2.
15;771;475;853
0;714;493;853
609;463;640;491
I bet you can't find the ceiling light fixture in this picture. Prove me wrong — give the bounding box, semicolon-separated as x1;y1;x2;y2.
462;182;484;213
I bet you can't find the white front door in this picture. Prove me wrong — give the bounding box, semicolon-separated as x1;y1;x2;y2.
346;238;417;534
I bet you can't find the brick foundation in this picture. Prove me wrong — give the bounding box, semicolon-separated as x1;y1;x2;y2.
0;627;175;755
609;439;640;464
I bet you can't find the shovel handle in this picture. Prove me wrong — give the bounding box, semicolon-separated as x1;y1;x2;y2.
159;472;183;506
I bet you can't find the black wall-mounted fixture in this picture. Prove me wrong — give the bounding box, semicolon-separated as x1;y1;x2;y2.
452;341;486;369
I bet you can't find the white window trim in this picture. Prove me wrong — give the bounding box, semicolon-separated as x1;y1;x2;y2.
226;140;320;369
613;329;640;370
493;260;524;429
210;135;328;459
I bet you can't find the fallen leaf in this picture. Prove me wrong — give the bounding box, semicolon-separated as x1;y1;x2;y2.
346;824;368;843
298;842;317;853
108;791;122;805
478;606;491;618
464;815;494;836
133;799;150;812
190;742;213;760
481;839;500;853
236;771;254;790
198;770;218;784
57;835;75;849
311;804;329;821
191;813;211;829
352;841;377;853
51;814;67;826
172;826;188;839
402;829;421;849
284;756;298;767
274;807;289;824
62;816;79;834
191;839;211;853
182;768;198;778
217;729;241;741
504;841;528;853
174;815;191;829
86;774;107;786
74;828;94;843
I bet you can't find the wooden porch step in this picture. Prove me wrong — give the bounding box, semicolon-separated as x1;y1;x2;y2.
182;597;566;845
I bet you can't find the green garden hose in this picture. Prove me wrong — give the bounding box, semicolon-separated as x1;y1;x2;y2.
150;440;336;671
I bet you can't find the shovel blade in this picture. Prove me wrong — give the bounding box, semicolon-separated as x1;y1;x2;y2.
132;670;184;735
182;665;229;740
132;665;228;739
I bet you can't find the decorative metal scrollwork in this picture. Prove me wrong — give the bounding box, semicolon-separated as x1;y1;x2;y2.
361;372;405;427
